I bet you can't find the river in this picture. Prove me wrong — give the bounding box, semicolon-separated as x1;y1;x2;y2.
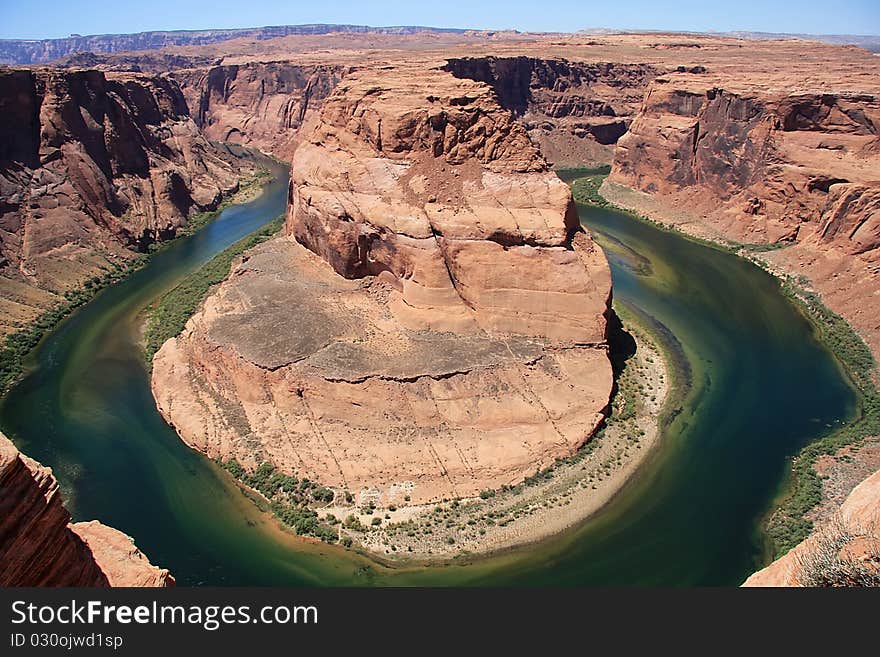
0;164;857;585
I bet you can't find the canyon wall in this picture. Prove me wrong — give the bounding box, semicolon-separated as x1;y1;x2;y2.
445;56;659;167
172;62;345;160
0;25;471;66
152;62;614;506
0;433;173;586
0;67;254;337
607;74;880;355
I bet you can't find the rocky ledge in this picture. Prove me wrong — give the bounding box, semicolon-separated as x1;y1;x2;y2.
0;433;173;587
152;62;614;506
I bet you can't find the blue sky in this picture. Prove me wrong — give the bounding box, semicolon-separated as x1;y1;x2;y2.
1;0;878;39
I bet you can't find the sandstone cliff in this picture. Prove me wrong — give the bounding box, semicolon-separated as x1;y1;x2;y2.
0;433;173;587
445;57;658;167
172;62;344;160
152;62;614;506
607;74;880;355
0;67;254;337
743;468;880;586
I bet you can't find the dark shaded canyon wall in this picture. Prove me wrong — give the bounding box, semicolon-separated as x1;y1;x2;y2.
444;56;660;167
0;433;173;587
0;67;252;336
172;63;346;160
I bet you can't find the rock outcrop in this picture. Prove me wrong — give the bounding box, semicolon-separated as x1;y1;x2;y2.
0;433;173;587
612;78;880;246
173;62;345;160
607;74;880;356
0;67;255;337
152;63;614;505
445;57;658;167
743;468;880;586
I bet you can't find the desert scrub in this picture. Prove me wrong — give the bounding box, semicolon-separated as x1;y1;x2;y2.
143;214;284;361
765;280;880;556
0;258;146;394
562;165;612;207
794;517;880;587
219;458;340;543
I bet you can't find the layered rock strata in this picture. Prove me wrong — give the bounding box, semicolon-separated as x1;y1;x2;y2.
152;63;614;505
0;433;173;587
173;63;345;161
0;68;254;336
445;57;659;167
607;74;880;355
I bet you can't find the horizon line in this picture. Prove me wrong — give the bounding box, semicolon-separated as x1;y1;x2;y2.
1;23;879;42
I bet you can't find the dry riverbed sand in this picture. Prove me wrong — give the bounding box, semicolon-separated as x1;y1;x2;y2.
319;333;669;561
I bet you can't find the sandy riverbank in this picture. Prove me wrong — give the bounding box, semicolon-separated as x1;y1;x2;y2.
316;330;670;561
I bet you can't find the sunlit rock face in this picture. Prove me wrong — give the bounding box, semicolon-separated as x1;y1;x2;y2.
152;62;614;506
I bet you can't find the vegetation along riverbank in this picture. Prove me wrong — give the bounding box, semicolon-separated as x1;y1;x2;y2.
0;164;270;396
574;168;878;559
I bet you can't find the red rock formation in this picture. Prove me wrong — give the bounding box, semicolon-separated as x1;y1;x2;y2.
0;433;173;587
445;57;659;167
0;67;255;336
612;79;880;244
152;62;614;506
607;74;880;355
173;63;344;160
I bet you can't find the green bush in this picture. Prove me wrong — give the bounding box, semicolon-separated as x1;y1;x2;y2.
766;280;880;557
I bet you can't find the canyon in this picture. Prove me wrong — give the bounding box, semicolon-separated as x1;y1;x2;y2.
1;29;879;583
605;71;880;357
0;432;173;586
0;67;256;337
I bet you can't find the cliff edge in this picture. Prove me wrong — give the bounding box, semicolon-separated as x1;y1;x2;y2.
152;62;614;508
0;433;173;587
744;468;880;586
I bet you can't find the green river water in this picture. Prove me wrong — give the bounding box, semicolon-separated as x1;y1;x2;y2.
0;163;857;585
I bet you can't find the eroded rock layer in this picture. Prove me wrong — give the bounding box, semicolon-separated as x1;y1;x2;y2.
444;57;658;167
152;63;614;505
173;62;345;160
0;433;173;587
0;67;254;336
608;74;880;354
